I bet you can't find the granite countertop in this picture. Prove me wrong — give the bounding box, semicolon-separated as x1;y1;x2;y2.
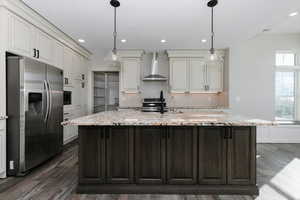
62;110;276;126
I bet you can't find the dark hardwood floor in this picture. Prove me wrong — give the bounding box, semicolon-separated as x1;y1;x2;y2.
1;142;300;200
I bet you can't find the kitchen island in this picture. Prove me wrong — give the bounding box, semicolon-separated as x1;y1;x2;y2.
63;110;274;195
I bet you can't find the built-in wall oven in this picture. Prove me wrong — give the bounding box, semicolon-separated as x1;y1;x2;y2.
64;91;72;105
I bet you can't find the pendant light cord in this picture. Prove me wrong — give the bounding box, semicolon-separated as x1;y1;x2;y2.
113;7;117;54
211;7;214;53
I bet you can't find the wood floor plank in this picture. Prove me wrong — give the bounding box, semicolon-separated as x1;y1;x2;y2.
1;143;300;200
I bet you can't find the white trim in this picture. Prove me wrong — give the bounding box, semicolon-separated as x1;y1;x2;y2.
275;65;300;70
117;50;145;58
167;49;226;59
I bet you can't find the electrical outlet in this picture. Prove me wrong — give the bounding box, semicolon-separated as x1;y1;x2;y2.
9;161;14;170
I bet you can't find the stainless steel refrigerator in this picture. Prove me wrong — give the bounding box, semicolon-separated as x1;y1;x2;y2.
6;54;63;176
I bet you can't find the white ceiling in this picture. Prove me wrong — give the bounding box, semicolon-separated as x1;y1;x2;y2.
23;0;300;59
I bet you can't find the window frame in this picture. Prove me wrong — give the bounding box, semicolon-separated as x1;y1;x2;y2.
274;51;299;121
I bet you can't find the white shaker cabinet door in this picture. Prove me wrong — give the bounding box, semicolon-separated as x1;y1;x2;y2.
34;29;54;64
170;58;188;93
0;122;6;178
121;58;140;93
206;61;223;92
8;13;33;57
53;41;64;70
63;47;74;86
189;58;206;93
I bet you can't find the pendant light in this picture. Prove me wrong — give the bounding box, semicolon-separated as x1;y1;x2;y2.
207;0;218;61
105;0;121;65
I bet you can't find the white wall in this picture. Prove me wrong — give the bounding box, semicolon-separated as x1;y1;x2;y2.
229;34;300;121
229;34;300;143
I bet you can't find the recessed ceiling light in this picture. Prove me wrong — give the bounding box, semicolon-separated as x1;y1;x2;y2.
121;39;127;43
289;12;298;17
161;39;167;43
201;39;207;43
78;39;85;43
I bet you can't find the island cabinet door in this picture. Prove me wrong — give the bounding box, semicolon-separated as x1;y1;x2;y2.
135;127;166;184
198;127;227;185
79;127;106;184
166;127;198;184
106;127;134;184
227;127;256;185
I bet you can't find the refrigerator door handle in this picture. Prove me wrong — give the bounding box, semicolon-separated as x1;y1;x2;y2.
47;81;53;121
44;80;50;122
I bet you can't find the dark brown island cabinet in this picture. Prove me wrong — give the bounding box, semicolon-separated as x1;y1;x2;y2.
77;126;257;195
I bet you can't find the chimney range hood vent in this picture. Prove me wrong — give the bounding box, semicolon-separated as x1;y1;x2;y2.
143;52;167;81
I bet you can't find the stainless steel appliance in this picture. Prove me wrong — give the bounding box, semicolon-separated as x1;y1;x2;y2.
142;91;168;113
6;54;63;176
143;52;167;81
94;72;119;113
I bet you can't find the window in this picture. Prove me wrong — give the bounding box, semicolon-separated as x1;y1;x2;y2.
276;52;295;66
275;52;298;121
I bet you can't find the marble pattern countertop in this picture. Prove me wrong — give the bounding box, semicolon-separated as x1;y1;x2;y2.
62;110;276;126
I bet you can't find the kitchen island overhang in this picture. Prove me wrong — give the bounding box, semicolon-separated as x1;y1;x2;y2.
63;111;275;195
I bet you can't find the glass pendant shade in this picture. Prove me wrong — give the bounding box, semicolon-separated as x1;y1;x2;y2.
209;48;218;61
105;50;120;66
210;53;217;61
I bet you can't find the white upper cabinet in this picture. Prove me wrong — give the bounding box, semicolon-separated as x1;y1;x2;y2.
167;50;225;94
8;12;54;65
121;58;141;93
118;50;144;93
33;29;54;64
206;60;223;92
63;47;74;86
53;41;64;69
189;58;206;93
8;13;33;57
170;58;189;93
72;53;82;80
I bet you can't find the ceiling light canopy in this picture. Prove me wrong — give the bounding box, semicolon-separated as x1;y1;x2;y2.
78;39;85;43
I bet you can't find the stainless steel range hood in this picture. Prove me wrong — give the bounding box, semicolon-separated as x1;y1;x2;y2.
143;52;167;81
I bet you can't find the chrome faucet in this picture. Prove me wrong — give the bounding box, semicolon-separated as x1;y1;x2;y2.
160;90;165;114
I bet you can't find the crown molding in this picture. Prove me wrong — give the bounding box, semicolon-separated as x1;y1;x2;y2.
117;50;145;58
167;49;226;58
0;0;92;58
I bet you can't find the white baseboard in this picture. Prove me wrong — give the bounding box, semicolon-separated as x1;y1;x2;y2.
257;126;300;143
